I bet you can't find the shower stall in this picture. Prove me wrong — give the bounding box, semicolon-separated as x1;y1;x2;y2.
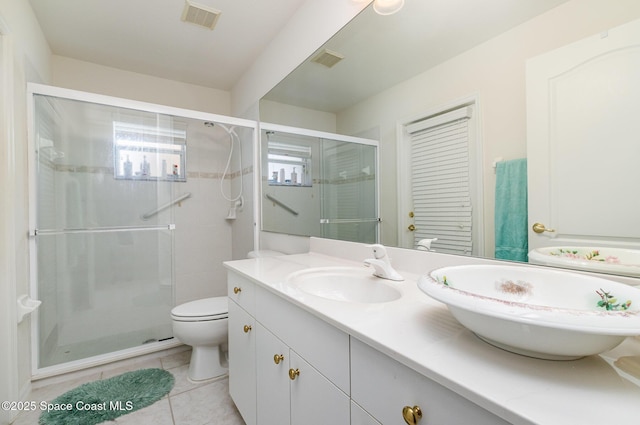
28;84;257;377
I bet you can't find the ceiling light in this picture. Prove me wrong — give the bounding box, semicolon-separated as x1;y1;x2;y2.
373;0;404;15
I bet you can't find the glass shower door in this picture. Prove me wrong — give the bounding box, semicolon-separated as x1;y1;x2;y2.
319;138;378;244
32;93;178;370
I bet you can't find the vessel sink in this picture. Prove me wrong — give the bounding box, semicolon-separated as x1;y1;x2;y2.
286;266;402;304
528;246;640;278
418;264;640;360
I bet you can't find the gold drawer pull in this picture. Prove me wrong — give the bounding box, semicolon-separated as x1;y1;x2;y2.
274;354;284;365
233;287;242;294
402;405;422;425
288;368;300;380
243;325;252;333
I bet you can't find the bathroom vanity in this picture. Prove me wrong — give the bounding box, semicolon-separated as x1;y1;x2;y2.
225;238;640;424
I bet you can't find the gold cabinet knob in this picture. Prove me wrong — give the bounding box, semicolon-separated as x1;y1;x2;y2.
243;325;252;333
233;287;242;294
273;354;284;365
402;405;423;425
288;368;300;380
532;222;556;234
408;224;416;231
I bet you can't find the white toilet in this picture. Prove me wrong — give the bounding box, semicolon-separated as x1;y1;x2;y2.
171;251;282;382
171;296;228;382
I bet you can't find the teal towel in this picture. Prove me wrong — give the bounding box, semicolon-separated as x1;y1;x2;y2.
495;158;528;262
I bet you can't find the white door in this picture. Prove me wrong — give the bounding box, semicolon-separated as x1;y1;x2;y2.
527;18;640;252
228;301;256;425
289;351;350;425
256;324;290;425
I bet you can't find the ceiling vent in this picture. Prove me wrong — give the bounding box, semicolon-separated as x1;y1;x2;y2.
181;0;221;30
311;49;344;68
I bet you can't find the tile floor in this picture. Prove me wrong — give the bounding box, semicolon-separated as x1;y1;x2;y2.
12;348;246;425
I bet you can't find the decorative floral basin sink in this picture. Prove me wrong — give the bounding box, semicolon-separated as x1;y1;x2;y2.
418;264;640;360
528;246;640;278
286;267;402;304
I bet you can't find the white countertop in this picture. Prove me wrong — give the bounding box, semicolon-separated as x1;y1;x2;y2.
224;239;640;424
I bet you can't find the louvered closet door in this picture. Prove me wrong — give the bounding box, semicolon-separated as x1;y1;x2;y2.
408;107;473;255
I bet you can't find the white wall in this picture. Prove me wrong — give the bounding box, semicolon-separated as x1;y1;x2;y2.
52;55;231;115
0;0;51;423
231;0;369;117
260;99;337;132
336;0;640;253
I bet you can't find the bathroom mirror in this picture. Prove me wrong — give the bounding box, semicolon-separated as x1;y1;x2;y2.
260;123;379;244
260;0;640;278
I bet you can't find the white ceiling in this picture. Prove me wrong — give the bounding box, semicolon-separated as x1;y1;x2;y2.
29;0;569;111
264;0;570;112
28;0;307;90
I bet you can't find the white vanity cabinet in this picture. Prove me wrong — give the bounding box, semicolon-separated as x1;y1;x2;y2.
350;338;510;425
228;297;257;425
228;271;350;425
228;270;510;425
256;322;351;425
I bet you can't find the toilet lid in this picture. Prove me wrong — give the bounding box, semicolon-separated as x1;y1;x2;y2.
171;297;228;320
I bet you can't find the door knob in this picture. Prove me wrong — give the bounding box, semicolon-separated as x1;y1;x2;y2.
243;325;252;333
402;405;423;424
233;287;242;294
273;354;284;365
288;368;300;380
408;224;416;231
532;222;555;234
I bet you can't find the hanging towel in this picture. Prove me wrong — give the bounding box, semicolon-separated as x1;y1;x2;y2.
495;158;528;262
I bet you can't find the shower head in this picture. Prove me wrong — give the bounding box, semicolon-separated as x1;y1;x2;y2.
204;121;215;127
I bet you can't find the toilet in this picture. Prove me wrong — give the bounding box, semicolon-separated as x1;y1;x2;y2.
171;250;282;382
171;297;228;382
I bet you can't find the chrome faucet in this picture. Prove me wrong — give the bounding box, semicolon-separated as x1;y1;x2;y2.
363;244;404;281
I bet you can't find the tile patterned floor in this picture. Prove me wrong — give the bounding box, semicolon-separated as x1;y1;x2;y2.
12;349;246;425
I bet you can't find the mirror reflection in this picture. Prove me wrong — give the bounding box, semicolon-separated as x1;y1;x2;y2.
261;124;379;244
260;0;640;278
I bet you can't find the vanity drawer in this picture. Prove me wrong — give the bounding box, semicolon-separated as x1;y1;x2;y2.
255;286;350;394
228;272;256;315
351;338;510;425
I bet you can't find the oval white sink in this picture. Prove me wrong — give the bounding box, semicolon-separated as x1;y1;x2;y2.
418;265;640;360
286;267;402;304
528;246;640;277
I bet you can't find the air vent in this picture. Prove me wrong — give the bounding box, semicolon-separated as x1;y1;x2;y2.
181;0;221;30
311;49;344;68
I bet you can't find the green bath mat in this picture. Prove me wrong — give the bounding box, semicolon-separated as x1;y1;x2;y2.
39;368;174;425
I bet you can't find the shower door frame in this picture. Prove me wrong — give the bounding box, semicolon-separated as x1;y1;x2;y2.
27;83;260;379
259;121;381;243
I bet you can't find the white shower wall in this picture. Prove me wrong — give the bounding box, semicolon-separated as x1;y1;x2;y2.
173;120;254;305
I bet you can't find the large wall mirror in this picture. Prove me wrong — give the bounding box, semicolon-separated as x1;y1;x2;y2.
260;0;640;279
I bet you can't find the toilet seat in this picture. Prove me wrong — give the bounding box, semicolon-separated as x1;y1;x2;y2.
171;297;228;322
